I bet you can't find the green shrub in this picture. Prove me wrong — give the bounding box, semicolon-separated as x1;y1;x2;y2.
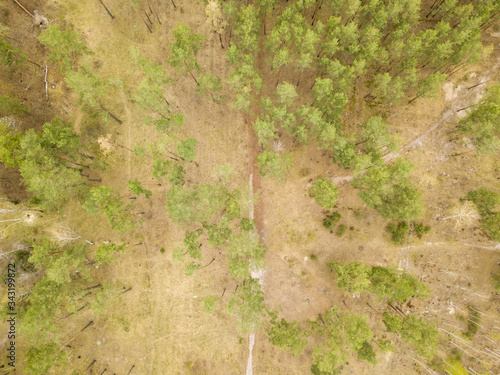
329;261;371;294
465;188;500;216
335;224;347;237
463;306;480;339
309;178;339;209
492;273;500;292
376;338;394;352
357;341;377;364
323;212;341;229
386;221;408;244
482;212;500;241
465;188;500;240
413;222;431;237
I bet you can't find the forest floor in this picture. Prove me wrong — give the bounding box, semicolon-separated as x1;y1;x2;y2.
1;0;500;374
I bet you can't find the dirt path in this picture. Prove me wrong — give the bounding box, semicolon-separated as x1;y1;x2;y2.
244;109;266;375
246;116;266;243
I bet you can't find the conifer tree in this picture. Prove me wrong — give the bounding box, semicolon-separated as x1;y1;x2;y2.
83;186;137;232
458;84;500;154
227;278;264;333
353;157;423;220
308;178;339;209
38;24;91;73
169;24;204;85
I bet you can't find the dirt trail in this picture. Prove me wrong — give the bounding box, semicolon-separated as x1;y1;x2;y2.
246;116;266;243
244;109;266;375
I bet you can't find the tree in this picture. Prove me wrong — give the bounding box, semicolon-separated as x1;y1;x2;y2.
0;29;25;67
38;24;91;72
465;187;500;240
29;239;88;285
267;310;309;357
128;180;152;199
95;242;126;264
83;186;137;232
0;95;28;116
169;24;204;85
168;164;186;186
310;308;374;374
227;278;264;333
308;178;339;209
130;47;184;133
226;231;267;277
382;312;438;359
0;121;21;167
203;295;220;313
65;68;122;124
196;72;225;103
329;262;371;294
226;5;261;111
90;282;124;315
369;266;430;302
357;117;398;154
256;150;292;179
25;343;67;375
166;183;237;224
409;72;447;103
465;187;500;216
458;84;500;154
177;138;197;162
353;157;423;220
369;73;405;104
15;117;89;209
203;220;232;247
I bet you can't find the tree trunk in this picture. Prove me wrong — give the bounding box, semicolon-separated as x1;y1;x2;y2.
184;60;199;85
97;0;115;19
99;103;122;124
59;321;94;349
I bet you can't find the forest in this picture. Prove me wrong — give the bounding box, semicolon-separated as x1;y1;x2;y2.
0;0;499;373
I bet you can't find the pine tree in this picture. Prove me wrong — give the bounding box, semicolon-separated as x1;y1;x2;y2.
308;178;339;209
25;343;67;375
83;186;137;232
128;179;152;199
458;84;500;154
329;261;371;294
0;121;22;167
267;310;309;357
95;242;126;264
169;24;204;85
257;150;292;179
382;312;438;359
15;117;88;209
353;157;423;220
65;68;122;124
177;138;198;162
0;95;28;116
227;278;264;333
38;24;91;73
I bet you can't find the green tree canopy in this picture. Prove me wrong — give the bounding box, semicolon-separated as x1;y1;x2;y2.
308;178;339;209
267;310;309;357
227;278;264;333
353;157;423;220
